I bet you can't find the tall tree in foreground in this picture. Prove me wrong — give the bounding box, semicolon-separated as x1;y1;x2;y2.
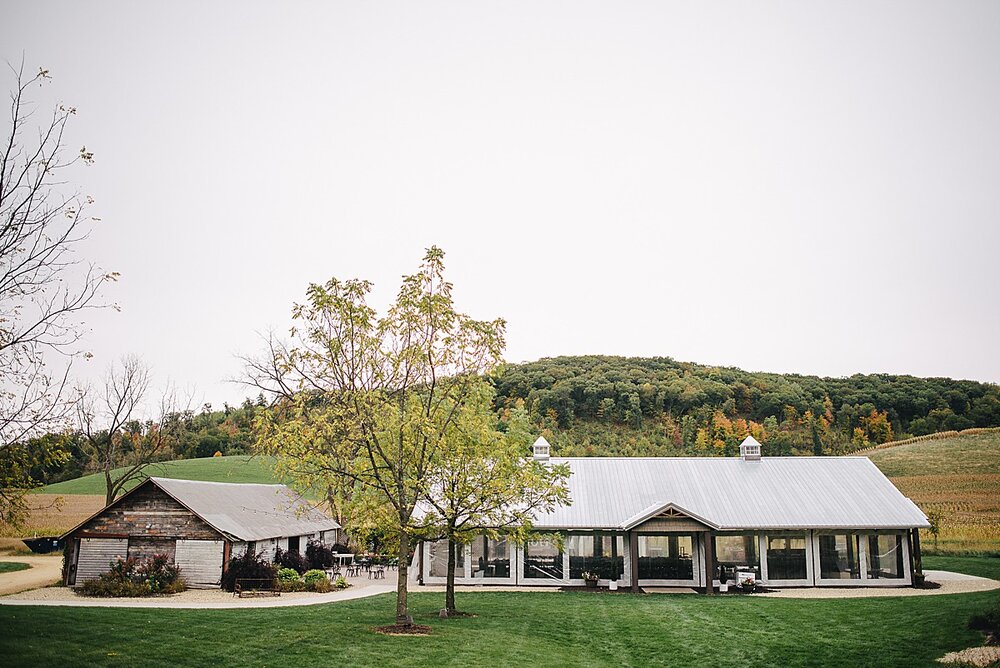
76;356;180;504
0;63;116;528
417;388;571;617
249;247;505;628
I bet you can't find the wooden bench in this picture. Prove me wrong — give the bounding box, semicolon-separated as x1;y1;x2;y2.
234;578;280;598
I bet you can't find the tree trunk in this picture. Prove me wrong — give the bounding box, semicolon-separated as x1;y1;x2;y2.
395;528;412;626
445;537;457;615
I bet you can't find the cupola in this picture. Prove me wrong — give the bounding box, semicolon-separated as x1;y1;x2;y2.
739;435;762;461
532;436;551;461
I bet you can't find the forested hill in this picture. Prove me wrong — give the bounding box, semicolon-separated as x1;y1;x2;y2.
492;356;1000;457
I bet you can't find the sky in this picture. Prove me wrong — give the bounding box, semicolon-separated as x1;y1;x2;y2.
2;1;999;409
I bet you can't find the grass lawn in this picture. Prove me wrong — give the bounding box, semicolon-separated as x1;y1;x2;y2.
0;562;30;574
40;456;283;496
2;558;998;668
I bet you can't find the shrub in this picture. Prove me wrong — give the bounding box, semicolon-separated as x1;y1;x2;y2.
222;548;277;593
278;567;300;582
303;569;327;584
274;547;309;574
330;543;350;554
78;555;186;598
277;577;306;592
138;554;185;594
969;603;1000;642
333;575;349;590
305;540;334;570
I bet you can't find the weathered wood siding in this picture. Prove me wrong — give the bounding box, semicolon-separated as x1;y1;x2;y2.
175;539;225;585
635;516;709;532
128;537;176;563
76;483;220;541
76;537;128;583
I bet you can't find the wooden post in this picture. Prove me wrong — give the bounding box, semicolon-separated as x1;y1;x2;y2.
703;531;715;595
416;539;424;586
910;528;923;583
629;531;640;593
222;541;232;576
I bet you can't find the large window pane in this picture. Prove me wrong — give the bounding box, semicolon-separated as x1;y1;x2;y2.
523;537;563;580
428;540;464;578
638;534;695;581
819;534;861;579
471;536;509;578
866;534;904;579
766;534;807;580
567;533;624;580
714;534;761;580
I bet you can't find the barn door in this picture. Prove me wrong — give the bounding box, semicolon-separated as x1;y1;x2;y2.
175;539;224;586
76;537;128;584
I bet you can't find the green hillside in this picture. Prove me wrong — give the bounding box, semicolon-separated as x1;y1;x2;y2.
495;355;1000;456
40;455;283;495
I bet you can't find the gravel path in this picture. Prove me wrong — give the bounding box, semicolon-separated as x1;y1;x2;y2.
757;570;999;598
2;569;995;607
0;579;395;609
0;555;62;596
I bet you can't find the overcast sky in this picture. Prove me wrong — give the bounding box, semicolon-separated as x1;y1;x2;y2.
3;1;999;408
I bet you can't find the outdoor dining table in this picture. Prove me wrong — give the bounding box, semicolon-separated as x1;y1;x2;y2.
333;553;354;566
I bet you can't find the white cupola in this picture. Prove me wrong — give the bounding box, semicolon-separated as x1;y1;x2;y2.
532;436;551;461
739;435;762;461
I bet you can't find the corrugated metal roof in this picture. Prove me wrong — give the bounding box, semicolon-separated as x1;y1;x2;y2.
151;478;340;542
532;457;929;530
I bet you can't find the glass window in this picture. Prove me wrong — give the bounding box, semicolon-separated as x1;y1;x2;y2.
766;534;807;581
714;534;761;580
471;536;509;578
427;540;464;578
866;534;904;579
638;534;695;581
819;534;861;580
523;537;563;580
567;533;624;580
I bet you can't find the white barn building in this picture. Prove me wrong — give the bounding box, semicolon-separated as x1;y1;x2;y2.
417;437;930;592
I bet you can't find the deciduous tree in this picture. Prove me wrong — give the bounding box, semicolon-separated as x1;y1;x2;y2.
0;63;116;527
248;247;505;628
76;356;180;504
416;388;570;616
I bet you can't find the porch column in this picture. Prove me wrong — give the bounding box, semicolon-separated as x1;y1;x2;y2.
703;531;715;595
629;531;640;592
417;539;424;586
910;528;923;582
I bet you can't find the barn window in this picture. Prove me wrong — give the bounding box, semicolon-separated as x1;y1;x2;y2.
866;534;904;579
765;534;808;580
819;534;861;579
637;534;694;581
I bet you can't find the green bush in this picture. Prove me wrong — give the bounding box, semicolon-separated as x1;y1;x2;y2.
303;569;326;584
278;578;306;592
277;567;300;582
333;575;349;590
78;555;186;598
222;549;276;592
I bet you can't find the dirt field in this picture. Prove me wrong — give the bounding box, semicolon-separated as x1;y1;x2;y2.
0;494;104;540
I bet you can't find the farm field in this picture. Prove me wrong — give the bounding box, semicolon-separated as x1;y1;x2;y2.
869;432;1000;553
40;456;283;496
0;556;997;667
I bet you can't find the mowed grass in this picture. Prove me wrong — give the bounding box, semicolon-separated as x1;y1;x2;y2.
40;456;283;496
1;556;998;668
869;432;1000;553
0;562;30;574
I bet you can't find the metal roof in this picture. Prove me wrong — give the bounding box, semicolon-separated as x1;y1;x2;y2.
532;456;929;531
150;478;339;542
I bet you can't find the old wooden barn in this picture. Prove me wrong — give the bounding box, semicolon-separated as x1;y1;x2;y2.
61;477;340;587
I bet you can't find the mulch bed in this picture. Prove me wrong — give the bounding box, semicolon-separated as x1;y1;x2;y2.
373;624;433;636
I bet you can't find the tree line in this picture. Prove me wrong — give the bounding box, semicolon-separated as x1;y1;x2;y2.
492;356;1000;456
